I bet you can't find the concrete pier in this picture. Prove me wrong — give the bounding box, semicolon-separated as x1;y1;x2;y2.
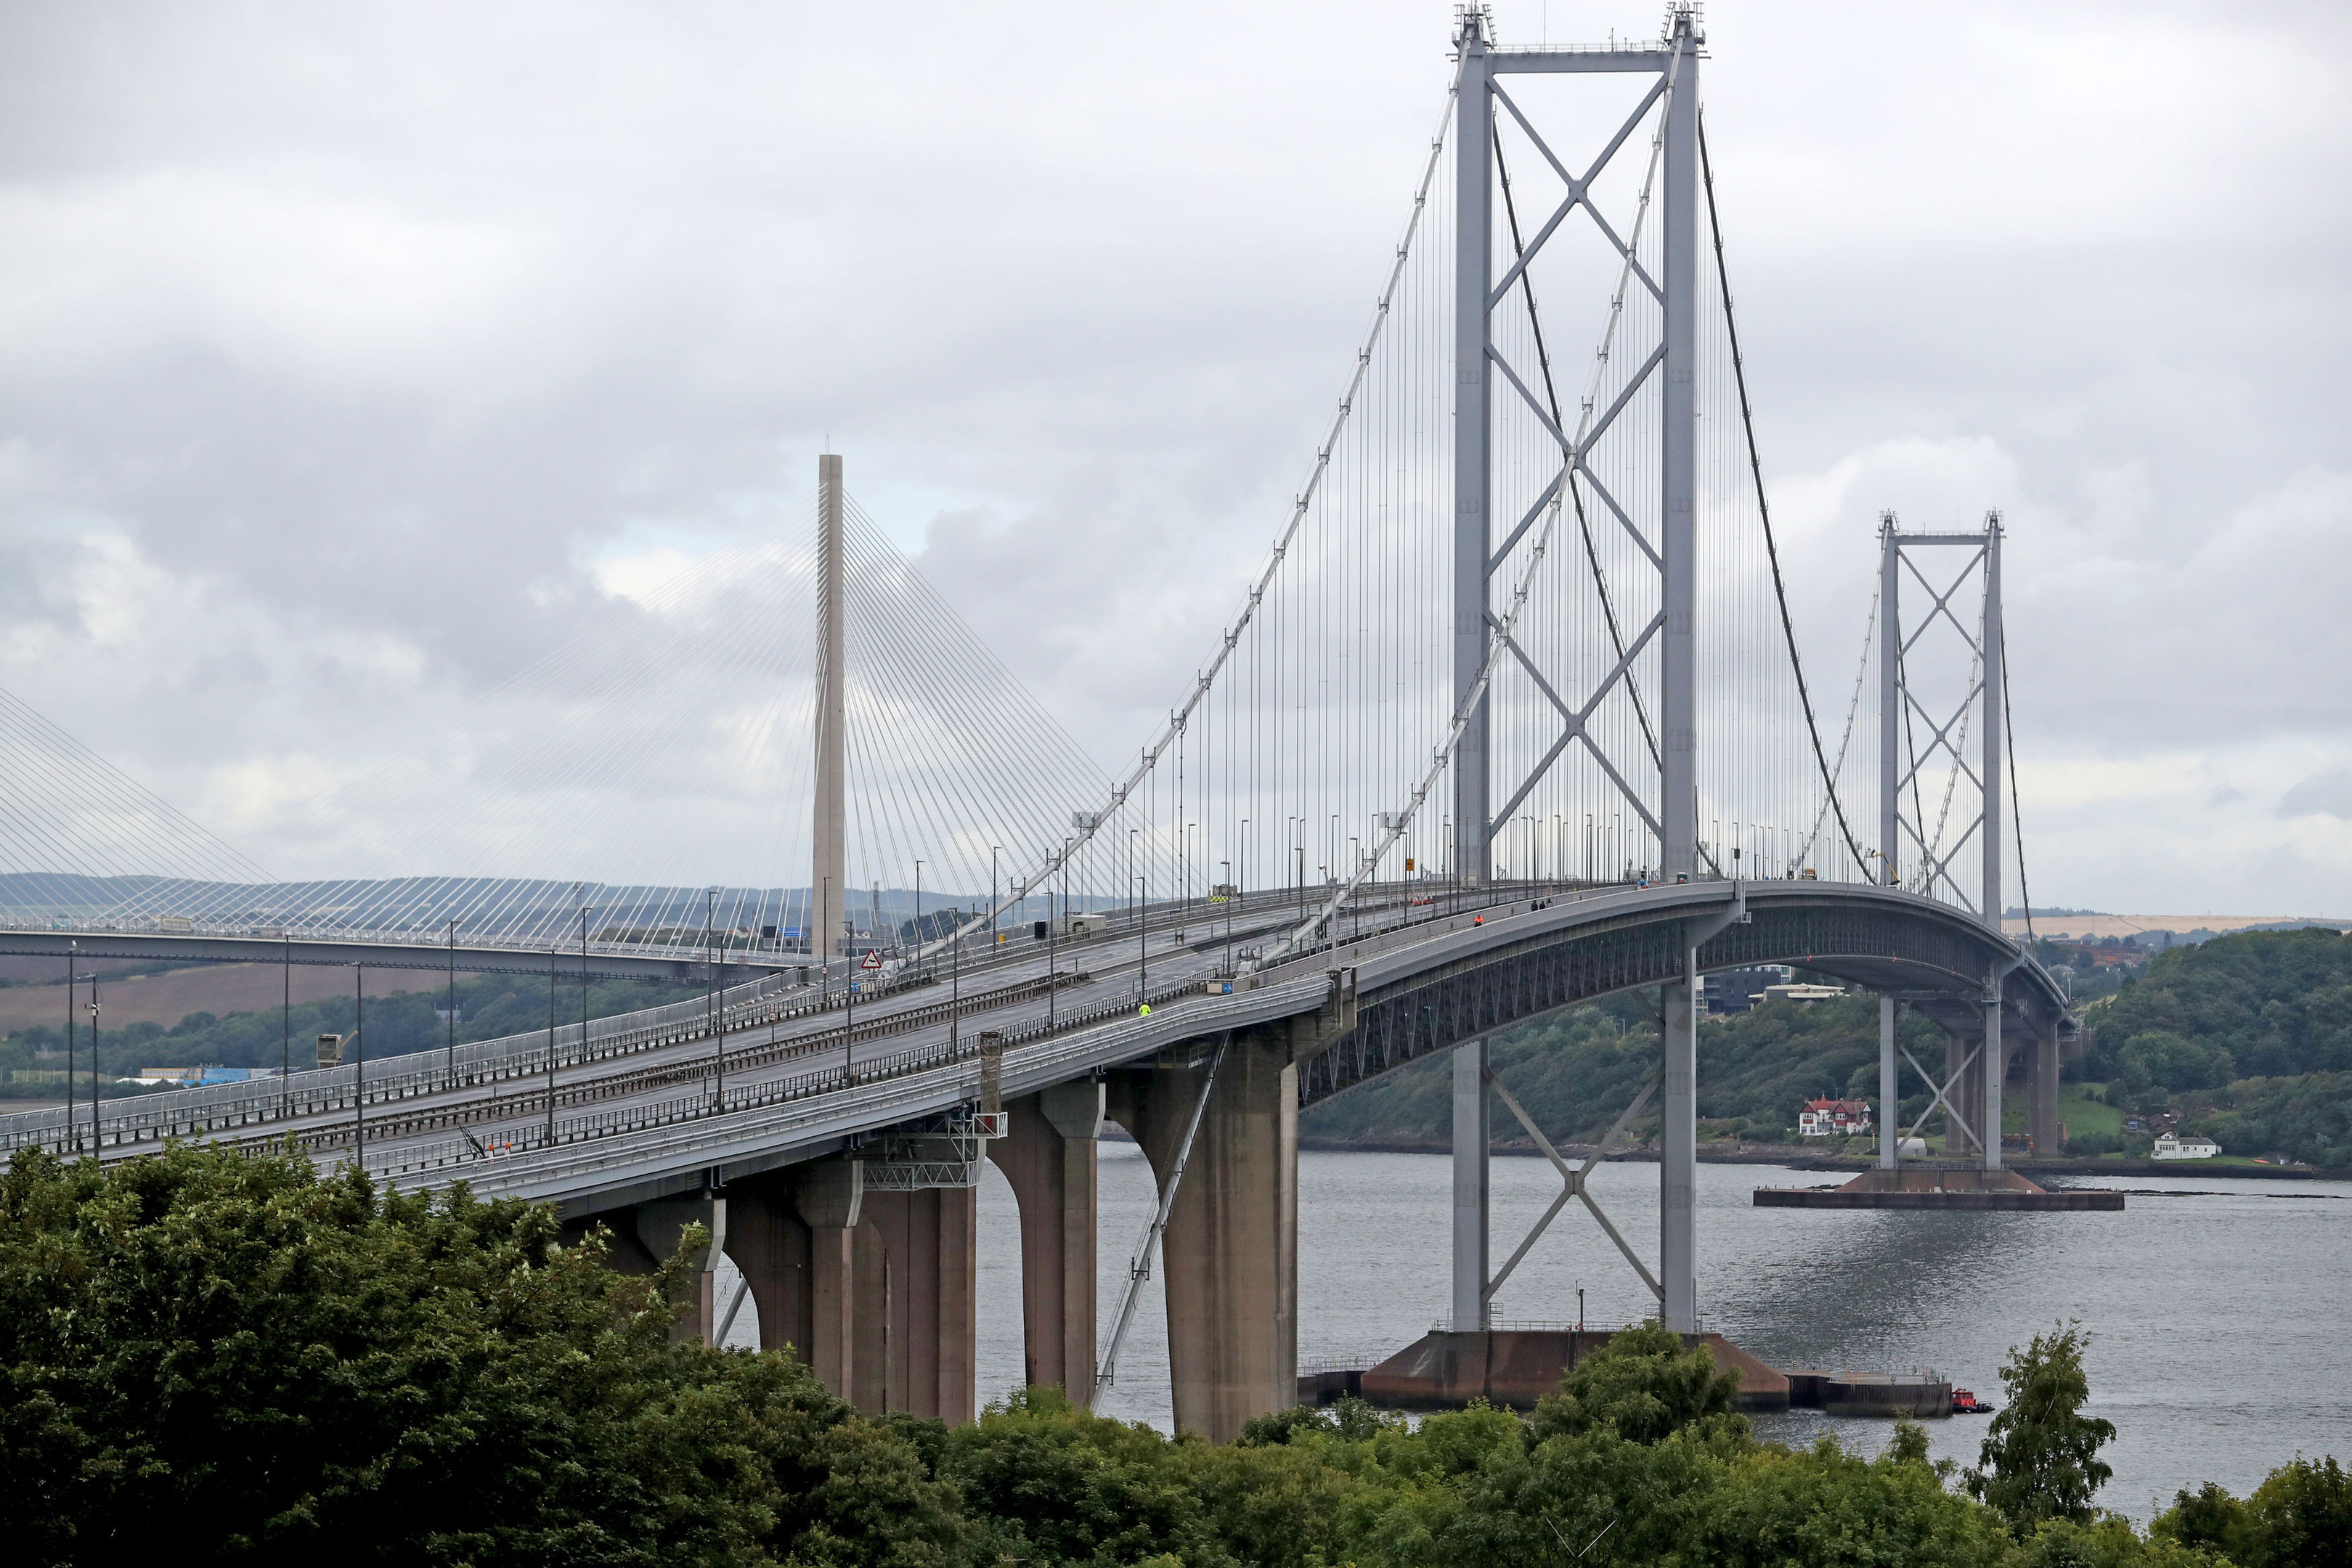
987;1081;1103;1404
1357;1328;1788;1412
1755;1165;2123;1210
1107;1029;1299;1443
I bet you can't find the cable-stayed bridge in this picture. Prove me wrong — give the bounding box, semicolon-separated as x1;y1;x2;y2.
0;10;2068;1438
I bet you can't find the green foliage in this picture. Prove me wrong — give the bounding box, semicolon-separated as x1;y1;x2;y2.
4;1148;2333;1568
2159;1457;2352;1568
1964;1324;2117;1532
2196;1074;2352;1169
1301;992;1932;1148
1529;1323;1749;1447
2010;1515;2223;1568
2094;928;2352;1085
0;1142;964;1565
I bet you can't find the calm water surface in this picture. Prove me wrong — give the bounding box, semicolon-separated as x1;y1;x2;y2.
970;1147;2352;1521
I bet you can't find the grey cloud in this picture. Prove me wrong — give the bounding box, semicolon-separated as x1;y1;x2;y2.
0;0;2349;912
2279;772;2352;820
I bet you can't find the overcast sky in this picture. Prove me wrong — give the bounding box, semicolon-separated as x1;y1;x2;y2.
1;0;2347;915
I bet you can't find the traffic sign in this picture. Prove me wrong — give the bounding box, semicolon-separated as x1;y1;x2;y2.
860;951;882;970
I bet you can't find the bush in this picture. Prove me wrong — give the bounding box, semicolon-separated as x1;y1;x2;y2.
0;1143;965;1564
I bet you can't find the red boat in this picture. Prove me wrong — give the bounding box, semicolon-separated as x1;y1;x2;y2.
1950;1388;1995;1415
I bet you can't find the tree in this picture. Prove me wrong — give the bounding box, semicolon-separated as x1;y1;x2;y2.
1529;1323;1748;1447
1964;1323;2117;1531
0;1142;964;1566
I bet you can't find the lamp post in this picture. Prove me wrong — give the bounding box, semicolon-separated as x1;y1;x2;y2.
913;859;924;960
354;963;365;1174
579;903;592;1094
1184;821;1195;939
990;845;1001;949
283;930;292;1114
86;973;102;1152
445;917;457;1082
65;940;76;1153
546;944;558;1140
1127;828;1139;996
704;888;717;1042
1221;859;1233;973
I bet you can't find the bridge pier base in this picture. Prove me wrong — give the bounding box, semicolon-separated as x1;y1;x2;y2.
863;1187;977;1423
724;1169;813;1355
988;1080;1103;1404
1107;1028;1298;1443
2030;1018;2062;1155
1661;969;1698;1334
1982;976;2006;1172
636;1192;726;1344
795;1161;867;1403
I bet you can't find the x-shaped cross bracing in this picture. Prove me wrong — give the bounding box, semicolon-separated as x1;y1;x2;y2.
1481;1064;1666;1307
1486;77;1668;313
1901;1039;1982;1152
1486;612;1664;843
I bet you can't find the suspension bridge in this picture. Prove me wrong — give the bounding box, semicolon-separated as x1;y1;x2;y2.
0;10;2070;1438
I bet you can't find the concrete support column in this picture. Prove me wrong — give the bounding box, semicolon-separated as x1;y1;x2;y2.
1105;1029;1298;1443
1661;965;1698;1333
1878;995;1898;1169
2030;1016;2062;1156
796;1159;864;1401
637;1192;726;1344
723;1170;811;1355
851;1220;890;1413
1943;1033;1974;1156
1983;975;2006;1173
988;1079;1103;1402
1451;1038;1489;1331
863;1186;977;1423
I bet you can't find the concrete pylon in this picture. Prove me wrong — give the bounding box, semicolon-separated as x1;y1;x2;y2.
2030;1016;2062;1156
988;1079;1104;1402
637;1193;727;1344
1106;1031;1298;1443
1660;965;1698;1334
862;1187;977;1422
725;1170;813;1354
796;1159;864;1402
814;453;848;967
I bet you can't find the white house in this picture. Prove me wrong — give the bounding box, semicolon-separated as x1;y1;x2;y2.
2152;1132;2221;1159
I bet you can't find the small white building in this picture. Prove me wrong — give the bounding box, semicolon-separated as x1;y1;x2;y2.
2152;1132;2221;1160
1764;982;1847;1005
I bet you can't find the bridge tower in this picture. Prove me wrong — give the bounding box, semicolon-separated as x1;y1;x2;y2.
1878;515;2014;1172
815;453;850;972
1448;6;1706;1335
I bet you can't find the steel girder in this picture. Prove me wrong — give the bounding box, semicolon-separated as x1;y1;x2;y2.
1301;899;2048;1108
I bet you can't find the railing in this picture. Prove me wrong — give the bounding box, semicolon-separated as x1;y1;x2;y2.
361;971;1218;1183
126;968;1094;1164
0;958;948;1157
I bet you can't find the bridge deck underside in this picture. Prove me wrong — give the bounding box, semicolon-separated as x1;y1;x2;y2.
1303;901;2056;1108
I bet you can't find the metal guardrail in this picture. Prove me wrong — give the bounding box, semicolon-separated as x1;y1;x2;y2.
422;971;1338;1203
360;972;1216;1183
0;960;947;1157
153;969;1091;1164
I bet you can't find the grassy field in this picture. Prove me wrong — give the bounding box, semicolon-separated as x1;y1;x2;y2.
0;964;432;1038
2058;1080;2125;1139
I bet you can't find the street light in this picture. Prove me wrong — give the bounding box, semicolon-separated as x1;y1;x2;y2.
446;917;458;1082
1221;858;1234;973
913;859;924;960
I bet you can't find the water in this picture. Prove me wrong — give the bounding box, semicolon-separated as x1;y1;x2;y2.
966;1147;2352;1521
